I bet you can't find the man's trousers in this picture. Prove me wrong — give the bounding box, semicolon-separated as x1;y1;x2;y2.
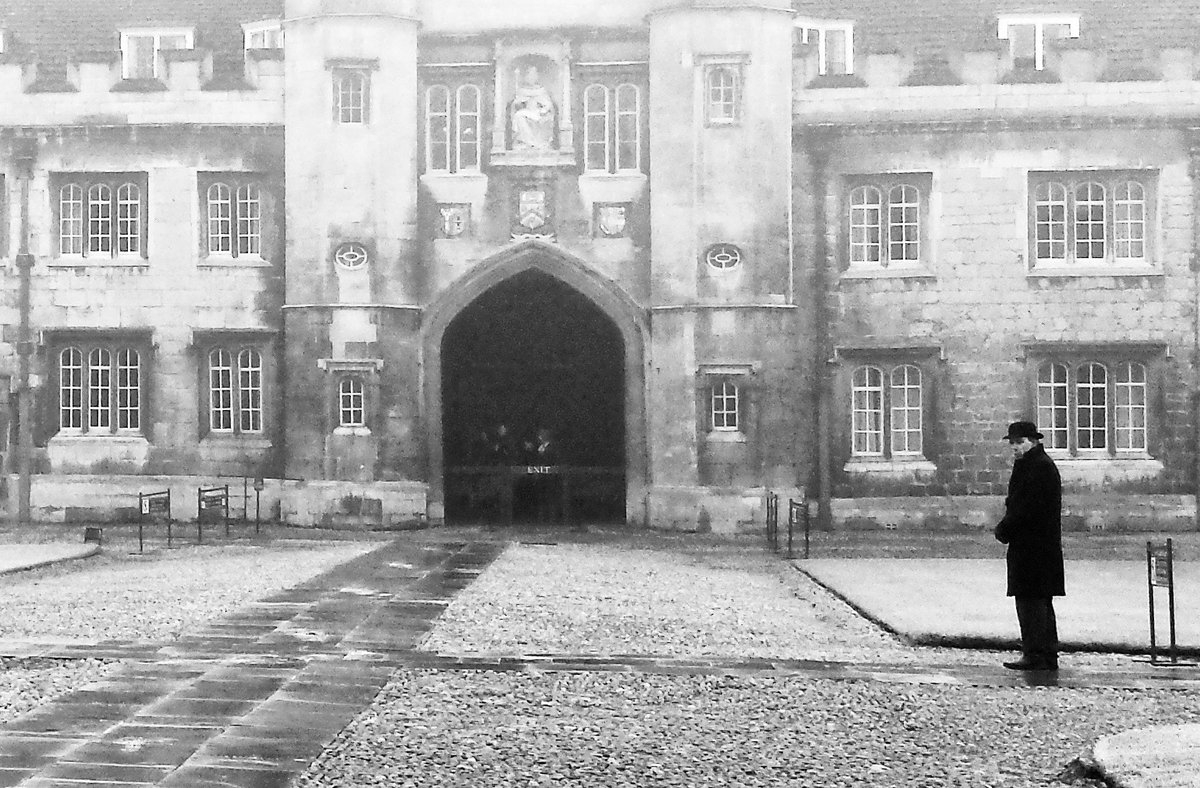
1014;596;1058;662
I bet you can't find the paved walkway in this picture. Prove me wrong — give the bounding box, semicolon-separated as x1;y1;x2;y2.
0;543;98;576
0;540;501;788
2;539;1200;786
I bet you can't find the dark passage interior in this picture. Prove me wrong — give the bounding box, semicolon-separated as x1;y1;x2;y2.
442;269;625;524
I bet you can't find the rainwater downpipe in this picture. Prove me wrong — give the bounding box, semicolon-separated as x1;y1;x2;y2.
809;132;834;531
14;137;36;527
1190;132;1200;530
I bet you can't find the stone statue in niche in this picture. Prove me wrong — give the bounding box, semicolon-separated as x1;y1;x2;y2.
509;65;556;150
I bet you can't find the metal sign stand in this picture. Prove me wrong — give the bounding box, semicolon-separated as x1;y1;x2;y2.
1137;539;1196;667
137;490;172;553
197;485;230;542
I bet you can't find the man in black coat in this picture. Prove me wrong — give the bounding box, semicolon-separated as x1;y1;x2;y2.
994;420;1065;671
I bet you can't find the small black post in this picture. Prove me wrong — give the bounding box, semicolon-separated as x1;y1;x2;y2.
782;498;792;558
804;498;811;560
243;475;249;522
253;476;264;534
224;484;231;537
138;493;145;554
1167;538;1178;664
1147;540;1158;664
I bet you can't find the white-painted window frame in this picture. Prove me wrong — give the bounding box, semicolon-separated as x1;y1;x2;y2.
997;13;1080;72
243;19;283;51
795;18;855;76
120;27;194;80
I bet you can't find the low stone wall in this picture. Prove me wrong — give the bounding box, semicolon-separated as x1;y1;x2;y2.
830;494;1197;532
5;474;429;530
278;479;428;529
6;474;286;524
648;485;806;535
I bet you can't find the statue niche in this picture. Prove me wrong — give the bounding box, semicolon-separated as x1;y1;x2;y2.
508;63;558;151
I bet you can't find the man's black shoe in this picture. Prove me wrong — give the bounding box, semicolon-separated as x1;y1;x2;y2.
1003;657;1058;671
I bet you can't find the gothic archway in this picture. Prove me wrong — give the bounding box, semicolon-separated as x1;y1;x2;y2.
422;241;648;525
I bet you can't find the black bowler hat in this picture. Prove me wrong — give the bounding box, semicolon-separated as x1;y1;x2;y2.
1003;421;1043;441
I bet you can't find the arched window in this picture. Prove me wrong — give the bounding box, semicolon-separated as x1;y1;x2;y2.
59;184;84;256
238;349;263;433
116;183;140;255
455;84;481;172
849;186;882;265
116;348;140;430
424;83;482;173
339;376;365;427
887;185;920;262
1113;181;1146;261
87;184;112;255
1076;362;1107;450
583;84;610;172
209;349;234;431
207;183;232;254
59;348;84;430
336;70;367;124
1034;181;1067;261
615;84;640;171
705;65;739;123
236;184;261;256
55;343;144;435
56;175;148;259
1114;361;1147;452
1074;182;1106;260
88;348;112;430
425;85;451;171
208;346;265;434
851;366;884;455
889;365;922;455
1036;362;1069;450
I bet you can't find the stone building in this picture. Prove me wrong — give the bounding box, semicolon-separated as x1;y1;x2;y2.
0;0;1197;532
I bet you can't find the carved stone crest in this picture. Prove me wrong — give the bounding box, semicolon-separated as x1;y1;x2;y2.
518;189;547;231
438;204;469;238
596;204;628;238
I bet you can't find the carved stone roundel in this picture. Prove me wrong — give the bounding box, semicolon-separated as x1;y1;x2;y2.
705;243;742;270
334;242;369;270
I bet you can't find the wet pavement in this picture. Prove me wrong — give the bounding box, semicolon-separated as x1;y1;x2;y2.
3;537;1200;786
0;540;500;788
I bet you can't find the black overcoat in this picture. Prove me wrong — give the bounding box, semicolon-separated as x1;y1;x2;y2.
994;443;1065;597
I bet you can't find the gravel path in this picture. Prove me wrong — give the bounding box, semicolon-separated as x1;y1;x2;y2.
0;541;374;642
417;542;1130;669
291;539;1190;787
0;540;376;725
296;669;1200;788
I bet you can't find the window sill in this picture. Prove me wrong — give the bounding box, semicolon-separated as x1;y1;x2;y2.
706;430;747;443
844;458;938;478
47;433;150;473
1052;456;1164;484
420;172;488;204
201;433;271;449
333;426;372;437
49;256;148;268
111;78;168;92
840;265;935;281
1028;264;1162;278
198;254;272;268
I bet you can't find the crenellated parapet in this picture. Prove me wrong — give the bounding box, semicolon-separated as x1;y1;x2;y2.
0;49;284;127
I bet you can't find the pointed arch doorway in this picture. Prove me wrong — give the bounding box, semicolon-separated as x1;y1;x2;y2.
423;244;647;527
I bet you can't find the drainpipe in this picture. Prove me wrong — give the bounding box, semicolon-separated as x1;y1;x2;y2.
13;137;36;527
808;130;834;531
1189;131;1200;530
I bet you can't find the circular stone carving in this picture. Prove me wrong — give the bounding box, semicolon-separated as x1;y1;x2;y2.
705;243;743;270
334;242;369;270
